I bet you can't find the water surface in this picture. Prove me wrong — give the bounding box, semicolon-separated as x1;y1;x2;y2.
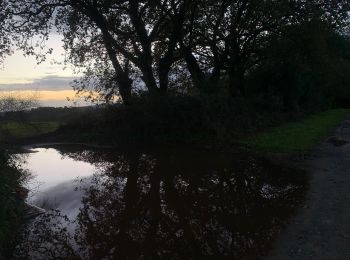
22;147;97;203
15;145;307;259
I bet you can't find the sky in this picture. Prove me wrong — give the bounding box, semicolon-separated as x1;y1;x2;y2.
0;34;89;107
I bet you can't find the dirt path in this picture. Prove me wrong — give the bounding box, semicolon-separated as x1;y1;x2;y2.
267;121;350;260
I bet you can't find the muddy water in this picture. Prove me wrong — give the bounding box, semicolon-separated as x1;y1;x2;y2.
15;145;307;259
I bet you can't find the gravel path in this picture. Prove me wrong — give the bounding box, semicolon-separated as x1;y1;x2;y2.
267;121;350;260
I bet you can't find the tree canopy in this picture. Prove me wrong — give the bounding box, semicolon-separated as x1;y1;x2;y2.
1;0;350;106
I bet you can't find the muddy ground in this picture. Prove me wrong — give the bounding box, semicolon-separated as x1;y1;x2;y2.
268;121;350;260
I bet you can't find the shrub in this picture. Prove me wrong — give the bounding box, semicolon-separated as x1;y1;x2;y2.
0;152;26;257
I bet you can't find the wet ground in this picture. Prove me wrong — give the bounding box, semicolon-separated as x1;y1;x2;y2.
14;145;307;259
268;121;350;260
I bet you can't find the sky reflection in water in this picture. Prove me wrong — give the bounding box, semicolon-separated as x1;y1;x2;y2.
16;146;307;259
22;148;97;203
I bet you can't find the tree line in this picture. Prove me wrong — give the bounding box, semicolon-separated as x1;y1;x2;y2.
1;0;350;110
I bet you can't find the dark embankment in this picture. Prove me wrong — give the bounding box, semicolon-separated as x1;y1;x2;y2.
54;96;349;155
0;152;27;258
56;96;305;147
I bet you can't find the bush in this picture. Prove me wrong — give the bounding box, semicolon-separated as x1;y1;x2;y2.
60;94;302;145
0;152;26;257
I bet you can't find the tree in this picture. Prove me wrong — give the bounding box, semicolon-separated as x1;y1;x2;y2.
179;0;350;96
0;92;39;113
247;18;350;112
2;0;195;104
1;0;349;104
0;92;39;140
0;0;12;64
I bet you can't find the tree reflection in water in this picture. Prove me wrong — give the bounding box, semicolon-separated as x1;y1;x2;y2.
15;147;307;259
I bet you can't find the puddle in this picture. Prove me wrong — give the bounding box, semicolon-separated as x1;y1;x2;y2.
14;145;307;259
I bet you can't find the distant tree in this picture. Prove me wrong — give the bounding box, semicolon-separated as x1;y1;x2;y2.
0;92;39;113
0;92;39;139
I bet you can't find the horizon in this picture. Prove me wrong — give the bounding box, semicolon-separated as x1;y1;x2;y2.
0;34;89;107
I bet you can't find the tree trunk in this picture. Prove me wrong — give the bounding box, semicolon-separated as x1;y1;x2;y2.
229;65;245;97
140;65;159;95
98;28;133;105
80;5;133;105
118;73;133;105
159;69;169;94
158;55;174;95
184;48;206;90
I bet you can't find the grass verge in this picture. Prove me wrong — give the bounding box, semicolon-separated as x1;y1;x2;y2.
244;109;350;154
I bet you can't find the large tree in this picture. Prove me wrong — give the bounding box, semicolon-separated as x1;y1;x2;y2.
179;0;350;96
1;0;349;104
2;0;194;104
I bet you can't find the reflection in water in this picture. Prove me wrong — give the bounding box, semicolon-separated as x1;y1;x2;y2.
15;147;306;259
20;148;97;203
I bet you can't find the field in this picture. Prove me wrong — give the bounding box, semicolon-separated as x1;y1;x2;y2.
0;121;60;141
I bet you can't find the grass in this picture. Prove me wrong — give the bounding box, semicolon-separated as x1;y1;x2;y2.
245;109;350;153
0;121;59;140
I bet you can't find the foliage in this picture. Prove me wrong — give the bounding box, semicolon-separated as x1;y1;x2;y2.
14;211;77;259
0;2;12;64
1;106;92;123
1;0;349;104
0;92;39;113
245;109;350;153
59;95;299;146
0;1;350;151
0;152;27;258
248;20;350;112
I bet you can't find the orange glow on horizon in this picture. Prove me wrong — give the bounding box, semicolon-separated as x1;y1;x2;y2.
0;90;119;107
0;90;78;101
38;90;77;100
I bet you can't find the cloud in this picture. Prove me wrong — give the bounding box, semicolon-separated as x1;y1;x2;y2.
0;75;76;91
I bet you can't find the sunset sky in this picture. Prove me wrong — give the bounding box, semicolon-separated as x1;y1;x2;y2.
0;34;88;107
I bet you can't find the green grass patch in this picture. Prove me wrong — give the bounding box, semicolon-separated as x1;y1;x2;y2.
245;109;350;153
0;121;59;140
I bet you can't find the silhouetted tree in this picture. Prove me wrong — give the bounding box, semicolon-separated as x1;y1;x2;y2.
0;1;11;64
179;0;350;96
2;0;195;104
0;92;39;113
1;0;349;105
249;18;350;111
